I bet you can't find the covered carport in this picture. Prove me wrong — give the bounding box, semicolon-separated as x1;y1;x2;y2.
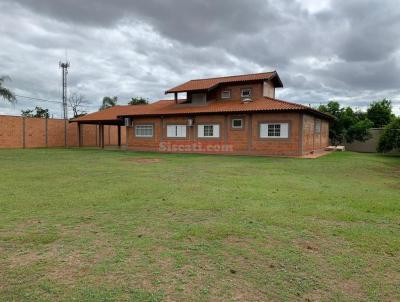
70;106;128;149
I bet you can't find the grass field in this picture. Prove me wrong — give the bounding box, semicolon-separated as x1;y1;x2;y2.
0;149;399;301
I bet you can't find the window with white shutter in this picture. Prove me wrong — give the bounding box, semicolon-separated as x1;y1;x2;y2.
167;125;186;138
198;124;220;138
260;123;289;138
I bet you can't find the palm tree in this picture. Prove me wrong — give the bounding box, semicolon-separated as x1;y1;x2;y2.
0;76;16;103
99;96;117;110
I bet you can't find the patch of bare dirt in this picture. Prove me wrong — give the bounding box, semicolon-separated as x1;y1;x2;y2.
8;251;41;268
46;242;116;284
303;289;327;302
337;279;364;300
293;239;321;254
387;182;400;190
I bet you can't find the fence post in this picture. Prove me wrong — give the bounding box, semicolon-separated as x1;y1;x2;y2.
64;119;67;148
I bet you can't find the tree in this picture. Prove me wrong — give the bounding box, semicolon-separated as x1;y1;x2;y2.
0;76;16;103
128;96;148;105
68;93;88;118
318;101;372;144
377;117;400;153
100;96;118;110
367;99;394;128
346;118;374;143
21;106;50;118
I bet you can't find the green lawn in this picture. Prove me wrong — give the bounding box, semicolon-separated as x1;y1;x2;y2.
0;149;399;301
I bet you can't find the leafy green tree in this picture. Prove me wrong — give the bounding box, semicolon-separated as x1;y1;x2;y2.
367;99;394;128
21;106;50;118
318;101;372;144
128;97;148;105
0;76;16;103
100;96;118;110
377;117;400;152
346;118;374;143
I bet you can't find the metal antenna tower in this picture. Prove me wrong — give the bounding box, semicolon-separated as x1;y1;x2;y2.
59;61;70;119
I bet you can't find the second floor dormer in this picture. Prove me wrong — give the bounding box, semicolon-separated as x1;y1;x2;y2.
165;71;283;105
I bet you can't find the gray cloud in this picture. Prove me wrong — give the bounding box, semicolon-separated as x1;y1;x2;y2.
0;0;399;117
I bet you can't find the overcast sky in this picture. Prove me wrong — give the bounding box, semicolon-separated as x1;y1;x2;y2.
1;0;400;117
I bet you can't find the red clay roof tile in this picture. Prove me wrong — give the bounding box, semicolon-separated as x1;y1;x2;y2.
165;71;282;93
73;97;333;123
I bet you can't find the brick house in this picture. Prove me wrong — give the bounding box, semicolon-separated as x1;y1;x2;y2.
73;71;332;156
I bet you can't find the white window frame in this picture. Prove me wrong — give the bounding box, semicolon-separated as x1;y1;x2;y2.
260;123;289;138
231;118;243;129
315;119;321;134
198;124;220;138
167;125;187;138
221;90;231;99
241;88;252;98
135;124;154;138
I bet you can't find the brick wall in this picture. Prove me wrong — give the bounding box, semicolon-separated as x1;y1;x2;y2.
126;112;328;156
0;115;124;149
0;115;23;148
302;114;329;153
0;114;329;155
208;82;264;101
251;112;302;156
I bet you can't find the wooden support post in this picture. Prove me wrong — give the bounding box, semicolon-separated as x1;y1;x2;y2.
174;92;178;104
126;124;129;149
117;125;121;147
101;124;105;149
98;124;101;148
77;123;81;147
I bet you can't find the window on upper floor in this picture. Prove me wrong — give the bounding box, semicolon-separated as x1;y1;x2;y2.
241;88;252;98
191;93;206;105
221;90;231;99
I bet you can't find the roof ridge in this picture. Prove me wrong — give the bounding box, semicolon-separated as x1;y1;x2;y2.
262;97;334;119
263;96;309;109
189;71;276;82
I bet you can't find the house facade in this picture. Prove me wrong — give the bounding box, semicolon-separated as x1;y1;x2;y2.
74;72;332;156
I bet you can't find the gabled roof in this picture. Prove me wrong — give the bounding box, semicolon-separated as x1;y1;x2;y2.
165;71;283;94
72;97;333;123
71;105;131;123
